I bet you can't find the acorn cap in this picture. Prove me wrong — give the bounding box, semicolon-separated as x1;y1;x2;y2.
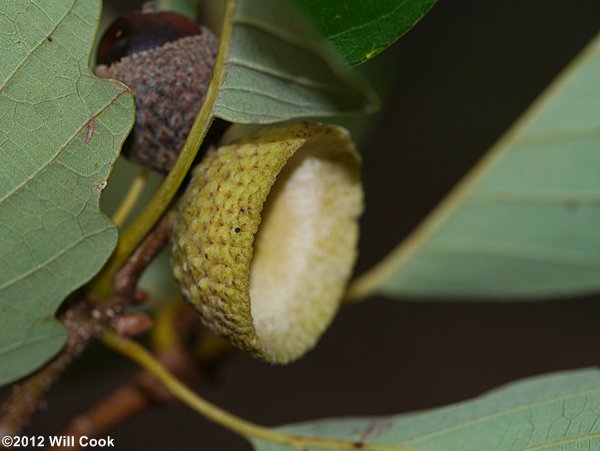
95;29;218;173
171;123;363;363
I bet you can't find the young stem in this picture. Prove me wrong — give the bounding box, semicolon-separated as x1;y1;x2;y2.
88;0;234;299
112;168;150;228
102;332;411;451
87;112;212;299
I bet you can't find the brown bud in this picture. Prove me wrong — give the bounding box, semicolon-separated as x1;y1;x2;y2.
95;10;218;173
113;312;154;337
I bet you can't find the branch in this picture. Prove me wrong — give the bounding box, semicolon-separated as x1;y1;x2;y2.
51;385;147;451
51;304;200;451
0;298;121;439
51;348;200;451
0;217;171;437
113;216;172;300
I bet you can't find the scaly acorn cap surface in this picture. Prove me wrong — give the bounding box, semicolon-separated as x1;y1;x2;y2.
95;17;218;173
171;123;363;363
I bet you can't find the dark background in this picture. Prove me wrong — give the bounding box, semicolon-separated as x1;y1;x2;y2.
10;1;600;450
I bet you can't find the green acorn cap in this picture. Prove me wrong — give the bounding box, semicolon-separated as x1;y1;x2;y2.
171;123;363;363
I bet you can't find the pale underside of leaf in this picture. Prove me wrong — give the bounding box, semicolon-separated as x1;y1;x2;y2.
251;368;600;450
213;0;378;124
0;0;134;385
347;31;600;301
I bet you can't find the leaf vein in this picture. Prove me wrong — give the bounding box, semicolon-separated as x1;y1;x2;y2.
0;224;111;293
428;239;599;267
409;387;600;445
226;57;354;95
326;0;409;40
219;85;315;108
0;90;128;205
0;1;76;92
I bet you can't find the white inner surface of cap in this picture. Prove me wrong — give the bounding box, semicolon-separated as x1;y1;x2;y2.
249;140;360;362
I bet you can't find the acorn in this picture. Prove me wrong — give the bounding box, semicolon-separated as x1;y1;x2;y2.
95;2;218;173
171;123;364;364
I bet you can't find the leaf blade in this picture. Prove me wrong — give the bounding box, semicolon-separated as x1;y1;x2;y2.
251;368;600;450
0;0;134;385
294;0;437;66
213;0;378;124
348;31;600;301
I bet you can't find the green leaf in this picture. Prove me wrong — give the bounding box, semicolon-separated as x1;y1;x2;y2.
251;367;600;450
0;0;134;385
213;0;378;123
293;0;436;67
347;31;600;301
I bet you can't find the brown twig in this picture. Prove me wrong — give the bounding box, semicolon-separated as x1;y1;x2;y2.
113;217;172;300
0;217;171;439
50;348;200;451
53;386;148;450
51;308;200;451
0;298;122;441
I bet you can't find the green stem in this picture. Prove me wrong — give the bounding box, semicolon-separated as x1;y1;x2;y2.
88;0;235;298
155;0;199;19
102;331;410;451
112;168;149;229
88;109;212;298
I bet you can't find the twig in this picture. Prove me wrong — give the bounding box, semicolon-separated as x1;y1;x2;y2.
113;216;171;300
51;385;147;451
51;302;200;451
0;218;171;438
51;349;199;451
0;298;122;439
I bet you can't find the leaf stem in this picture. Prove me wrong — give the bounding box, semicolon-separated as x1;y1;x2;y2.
111;168;150;228
102;331;411;451
87;0;234;299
